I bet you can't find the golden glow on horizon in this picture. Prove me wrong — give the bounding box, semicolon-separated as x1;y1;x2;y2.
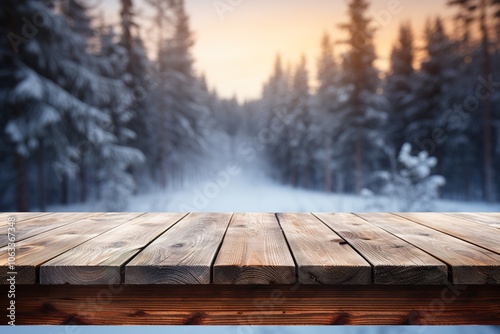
102;0;453;100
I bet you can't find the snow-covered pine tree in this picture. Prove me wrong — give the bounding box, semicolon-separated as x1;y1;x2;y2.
406;18;458;166
1;0;143;211
433;13;478;201
2;0;108;211
212;96;241;155
491;0;500;200
118;0;157;185
61;0;144;210
495;0;500;41
261;54;292;184
60;0;94;39
447;0;498;202
97;24;145;210
337;0;386;193
448;0;477;47
262;55;290;110
0;0;30;210
371;143;446;211
144;0;171;188
155;0;210;189
316;32;342;192
385;22;415;154
120;0;136;51
289;55;313;188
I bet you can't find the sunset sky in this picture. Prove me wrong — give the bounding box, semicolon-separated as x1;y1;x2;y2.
101;0;454;101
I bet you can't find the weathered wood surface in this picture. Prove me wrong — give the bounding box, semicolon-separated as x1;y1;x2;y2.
357;213;500;284
445;212;500;229
0;213;143;284
40;213;187;285
0;212;52;226
277;213;371;284
1;212;500;326
398;212;500;254
1;212;499;285
314;213;448;284
3;284;499;325
125;213;232;284
0;213;95;248
213;213;295;284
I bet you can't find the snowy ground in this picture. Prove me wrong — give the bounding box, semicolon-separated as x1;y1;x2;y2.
50;170;500;213
129;178;500;213
49;135;500;213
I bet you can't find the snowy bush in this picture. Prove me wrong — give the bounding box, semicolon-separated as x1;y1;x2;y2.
368;143;446;211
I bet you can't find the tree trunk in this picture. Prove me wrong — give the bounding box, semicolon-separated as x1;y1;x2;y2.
37;143;46;212
290;166;297;187
156;3;168;190
15;153;28;212
61;175;68;205
13;106;28;212
79;162;87;203
302;165;310;189
480;0;496;203
354;133;362;194
336;171;344;194
463;155;471;201
324;136;332;193
158;111;167;189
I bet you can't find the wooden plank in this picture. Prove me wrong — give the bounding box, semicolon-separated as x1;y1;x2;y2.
0;213;12;220
0;213;96;248
445;213;500;229
40;213;187;285
5;284;499;325
356;213;500;284
213;213;295;284
0;213;143;284
277;213;371;285
314;213;448;285
0;212;53;226
397;213;500;255
126;213;232;284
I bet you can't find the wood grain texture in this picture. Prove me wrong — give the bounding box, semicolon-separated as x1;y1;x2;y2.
0;213;143;284
445;213;500;229
397;213;500;254
277;213;371;285
3;284;499;325
126;213;232;284
40;213;187;285
0;213;96;248
0;212;15;222
314;213;448;284
357;213;500;284
213;213;295;284
0;212;53;226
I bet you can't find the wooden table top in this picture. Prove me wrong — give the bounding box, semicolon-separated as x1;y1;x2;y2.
1;212;499;285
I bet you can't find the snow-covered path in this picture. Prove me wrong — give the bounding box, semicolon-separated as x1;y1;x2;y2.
51;171;500;212
132;179;500;213
50;134;500;213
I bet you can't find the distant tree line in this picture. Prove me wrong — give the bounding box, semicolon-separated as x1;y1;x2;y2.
256;0;500;202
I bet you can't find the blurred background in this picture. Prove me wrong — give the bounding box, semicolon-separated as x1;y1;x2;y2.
1;0;500;213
